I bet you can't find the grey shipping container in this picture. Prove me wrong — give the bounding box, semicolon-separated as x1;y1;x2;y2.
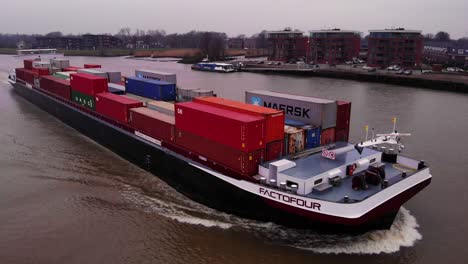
32;61;50;69
122;93;155;106
99;68;122;83
176;87;214;102
245;90;337;129
108;82;125;91
50;59;70;69
147;101;175;116
135;69;177;84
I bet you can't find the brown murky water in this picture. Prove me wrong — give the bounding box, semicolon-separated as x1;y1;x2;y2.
0;55;467;263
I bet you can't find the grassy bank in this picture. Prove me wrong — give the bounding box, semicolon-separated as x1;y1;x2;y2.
61;49;132;57
0;48;17;55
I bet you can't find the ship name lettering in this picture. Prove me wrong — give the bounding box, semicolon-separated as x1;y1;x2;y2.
259;187;321;211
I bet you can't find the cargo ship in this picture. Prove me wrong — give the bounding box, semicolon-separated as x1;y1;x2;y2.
191;62;236;73
8;58;432;233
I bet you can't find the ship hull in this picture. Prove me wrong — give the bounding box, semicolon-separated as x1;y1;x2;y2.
11;81;431;233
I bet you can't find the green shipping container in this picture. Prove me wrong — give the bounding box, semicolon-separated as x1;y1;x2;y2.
54;71;75;80
71;90;95;110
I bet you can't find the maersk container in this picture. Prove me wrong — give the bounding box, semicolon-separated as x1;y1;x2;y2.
147;101;175;116
175;102;265;153
50;59;70;69
266;140;283;162
320;127;336;145
174;128;264;176
125;77;176;101
70;73;108;96
246;90;337;129
284;125;304;156
336;101;351;130
135;69;177;84
40;76;71;100
130;107;175;142
95;93;143;123
194;97;284;143
71;90;95;110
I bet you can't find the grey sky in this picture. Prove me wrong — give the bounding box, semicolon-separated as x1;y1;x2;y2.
2;0;468;38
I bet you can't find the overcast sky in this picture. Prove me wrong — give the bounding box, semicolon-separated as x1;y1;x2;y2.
2;0;468;38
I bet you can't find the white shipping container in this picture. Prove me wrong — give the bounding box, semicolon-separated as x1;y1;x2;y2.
77;68;108;78
99;68;122;83
135;69;177;84
33;61;51;69
50;59;70;69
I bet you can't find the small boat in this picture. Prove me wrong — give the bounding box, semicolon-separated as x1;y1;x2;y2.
191;62;236;73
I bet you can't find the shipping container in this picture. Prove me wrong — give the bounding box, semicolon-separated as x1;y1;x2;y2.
135;69;177;84
176;87;215;102
125;77;176;101
63;66;81;72
266;140;283;161
77;68;108;78
17;68;39;84
336;101;351;130
33;68;50;76
33;61;51;69
335;127;349;142
245;90;337;129
130;107;175;142
99;69;121;83
108;82;125;95
39;76;71;100
147;101;175;116
84;64;101;69
303;125;321;149
284;125;305;155
71;90;95;110
95;93;143;123
24;59;35;69
122;93;154;106
175;102;265;153
174;128;264;176
54;71;75;80
50;59;70;69
15;68;25;81
70;73;108;96
194;97;284;143
50;67;61;75
320;127;336;145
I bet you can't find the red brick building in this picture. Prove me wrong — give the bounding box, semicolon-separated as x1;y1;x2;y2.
309;30;361;65
367;29;423;68
266;30;309;62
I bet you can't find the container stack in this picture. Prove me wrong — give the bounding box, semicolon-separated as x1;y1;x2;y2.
16;59;51;85
50;59;70;70
193;96;285;161
39;76;71;100
125;77;176;101
95;93;143;123
129;107;176;143
174;101;266;176
78;68;121;83
70;73;108;110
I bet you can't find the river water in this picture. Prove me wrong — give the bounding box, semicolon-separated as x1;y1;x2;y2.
0;55;467;263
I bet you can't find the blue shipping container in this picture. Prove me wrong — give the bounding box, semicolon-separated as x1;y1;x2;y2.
303;125;321;149
125;77;176;101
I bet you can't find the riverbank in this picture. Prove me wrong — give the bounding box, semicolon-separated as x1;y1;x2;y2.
241;67;468;93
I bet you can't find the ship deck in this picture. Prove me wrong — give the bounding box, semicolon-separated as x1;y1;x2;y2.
260;142;421;203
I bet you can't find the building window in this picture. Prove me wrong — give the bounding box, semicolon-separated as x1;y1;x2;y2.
314;178;323;185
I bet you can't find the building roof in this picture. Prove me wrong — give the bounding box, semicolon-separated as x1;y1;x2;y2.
266;30;304;34
309;30;360;34
369;29;422;34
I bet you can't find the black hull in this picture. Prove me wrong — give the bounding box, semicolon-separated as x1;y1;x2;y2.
11;82;428;233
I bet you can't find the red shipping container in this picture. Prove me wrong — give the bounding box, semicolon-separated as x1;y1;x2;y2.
175;102;265;153
15;68;25;81
193;97;284;143
96;93;143;123
175;128;264;176
63;66;81;72
34;68;50;76
265;140;283;161
336;101;351;130
84;64;101;69
335;127;349;142
24;59;35;69
320;127;336;145
130;107;175;142
40;76;71;100
70;73;108;96
18;68;39;84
